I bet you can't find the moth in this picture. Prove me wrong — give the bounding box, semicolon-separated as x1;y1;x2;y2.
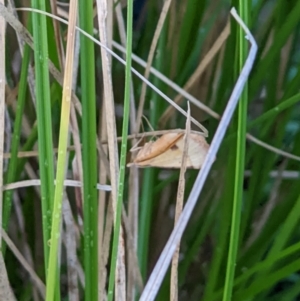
127;131;209;169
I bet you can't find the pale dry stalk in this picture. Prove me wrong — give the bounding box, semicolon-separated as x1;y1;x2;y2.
170;104;191;301
96;0;126;299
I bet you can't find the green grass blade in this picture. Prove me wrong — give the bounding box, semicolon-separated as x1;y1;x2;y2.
250;1;300;95
138;168;156;279
222;2;249;300
2;35;31;237
235;258;300;300
137;31;167;281
78;0;99;299
45;1;77;299
248;92;300;128
31;0;55;274
211;240;300;300
107;0;134;299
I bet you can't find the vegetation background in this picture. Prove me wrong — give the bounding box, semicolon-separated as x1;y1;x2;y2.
1;0;300;300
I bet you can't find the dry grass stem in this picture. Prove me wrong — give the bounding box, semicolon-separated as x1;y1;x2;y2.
170;103;191;301
114;3;140;298
0;252;15;301
246;133;300;162
139;9;258;300
96;0;119;208
70;107;84;213
62;198;79;301
12;193;39;301
7;0;37;106
98;100;109;300
98;0;113;288
99;196;114;297
1;229;45;298
7;6;298;163
3;179;112;191
244;160;288;250
97;0;113;296
96;0;126;298
121;207;144;293
1;1;299;300
112;40;219;120
12;6;206;132
159;21;230;127
136;0;173;131
4;129;300;163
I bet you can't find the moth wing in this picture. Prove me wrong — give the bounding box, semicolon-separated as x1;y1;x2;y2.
158;133;209;169
128;132;210;169
186;133;210;169
134;132;183;163
134;144;184;168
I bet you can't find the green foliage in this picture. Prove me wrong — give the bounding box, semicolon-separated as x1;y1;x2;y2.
2;0;300;300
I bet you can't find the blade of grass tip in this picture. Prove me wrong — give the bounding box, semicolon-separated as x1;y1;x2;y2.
170;102;190;301
139;8;258;301
0;0;5;247
31;0;56;277
45;0;77;300
78;0;99;299
107;0;133;299
135;0;173;131
222;2;249;301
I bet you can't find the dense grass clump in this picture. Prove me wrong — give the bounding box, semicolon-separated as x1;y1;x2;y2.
1;0;300;300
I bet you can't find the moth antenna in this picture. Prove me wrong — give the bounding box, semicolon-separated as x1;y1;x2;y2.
142;115;155;133
129;137;144;153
